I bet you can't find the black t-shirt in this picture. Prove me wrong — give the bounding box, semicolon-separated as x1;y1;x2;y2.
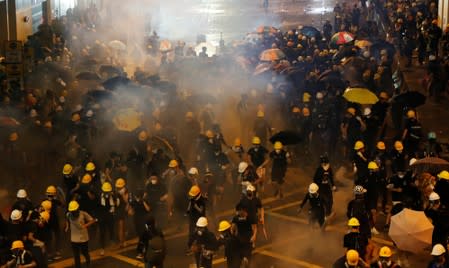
145;183;167;207
343;232;368;255
390;175;408;202
247;146;268;167
232;215;255;243
238;197;262;222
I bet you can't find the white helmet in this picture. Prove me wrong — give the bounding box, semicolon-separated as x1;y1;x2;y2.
429;192;440;201
409;158;417;166
238;162;249;173
17;189;27;198
188;167;199;175
354;185;366;194
363;107;371;116
10;209;22;221
316;92;324;100
246;184;256;192
308;183;319;194
431;244;446;256
196;217;208;227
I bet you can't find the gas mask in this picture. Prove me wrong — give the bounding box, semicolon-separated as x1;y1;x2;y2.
275;149;281;154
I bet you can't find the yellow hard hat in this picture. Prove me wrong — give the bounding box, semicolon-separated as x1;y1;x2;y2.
46;185;57;195
71;113;81;122
394;141;403;151
347;107;356;116
62;164;73;175
41;200;52;211
274;141;283;150
257;110;265;118
68;200;79;211
189;185;201;197
292;106;301;113
407;109;416;119
44;121;52;128
81;174;92;184
379;246;392;257
234;138;241;146
302;107;310;117
206;130;214;138
368;161;379;170
376;141;386;150
11;240;24;250
252;136;261;145
168;159;178;168
354;140;364;150
348;217;360;227
379;91;389;99
138;130;148;141
40;211;50;222
218;220;231;232
303;92;311;103
115;178;126;188
9;132;18;142
346;250;359;265
102;182;112;192
185;111;194;118
85;162;96;171
438;170;449;180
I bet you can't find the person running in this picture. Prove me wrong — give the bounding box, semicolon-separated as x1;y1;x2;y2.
299;183;326;229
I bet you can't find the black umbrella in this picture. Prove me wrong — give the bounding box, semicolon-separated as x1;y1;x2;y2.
99;65;123;75
269;130;302;145
300;26;321;38
86;89;114;101
102;76;131;90
393;91;426;108
76;71;101;81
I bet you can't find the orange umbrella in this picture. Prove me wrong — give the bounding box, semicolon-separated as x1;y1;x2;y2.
259;48;286;61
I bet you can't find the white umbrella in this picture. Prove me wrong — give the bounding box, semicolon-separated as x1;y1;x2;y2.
194;42;217;57
108;40;127;50
388;208;433;254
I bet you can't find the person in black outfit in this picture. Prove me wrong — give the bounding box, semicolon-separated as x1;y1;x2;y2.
269;141;290;198
313;155;336;217
299;183;326;229
347;185;371;238
217;220;240;268
232;203;257;266
186;185;206;253
344;217;368;260
191;217;218;268
136;216;166;267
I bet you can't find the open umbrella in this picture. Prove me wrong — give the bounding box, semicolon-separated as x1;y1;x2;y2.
343;87;379;104
86;90;114;101
108;40;127;50
393;91;426;108
411;157;449;174
76;71;101;81
354;40;372;48
254;62;273;75
159;40;173;52
330;31;355;46
194;42;217;57
102;76;131;90
269;130;302;145
259;48;286;61
113;108;142;132
300;26;321;38
389;208;433;254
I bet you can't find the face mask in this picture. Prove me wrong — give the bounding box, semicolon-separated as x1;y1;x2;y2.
197;230;203;235
247;192;253;198
119;188;126;194
71;210;80;217
275;149;281;153
151;180;157;185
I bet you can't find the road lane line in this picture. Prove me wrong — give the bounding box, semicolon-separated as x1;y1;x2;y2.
111;253;145;267
269;200;301;212
259;250;324;268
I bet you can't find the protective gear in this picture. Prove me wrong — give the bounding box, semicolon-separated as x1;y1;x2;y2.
10;210;22;221
9;132;18;142
302;107;310;116
274;141;283;150
348;217;360;227
429;192;441;201
188;167;199;175
40;211;50;222
189;185;201;197
368;161;379;170
102;182;112;192
81;174;92;184
394;141;403;151
168;159;178;168
406;110;416;118
246;184;256;192
41;200;52;211
234;138;241;146
206;130;214;138
347;107;356;116
138;130;148;141
252;136;261;145
218;220;231;232
438;170;449;180
62;164;73;175
115;178;126;188
303;92;311;103
196;216;208;227
316;92;324;99
377;141;386;150
238;162;249;173
354;185;366;194
17;189;27;198
46;185;57;195
354;141;364;150
292;107;301;113
431;244;446;256
428;132;437;140
379;91;388;99
257;110;265;118
363;107;371;116
379;246;392;257
85;162;96;171
346;249;359;265
409;158;417;166
308;183;319;194
68;201;80;212
11;240;24;250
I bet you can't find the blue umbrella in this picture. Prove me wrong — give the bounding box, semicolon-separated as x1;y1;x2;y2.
300;26;321;38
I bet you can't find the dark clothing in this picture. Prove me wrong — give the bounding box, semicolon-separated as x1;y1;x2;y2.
187;196;207;248
12;199;34;215
347;197;370;238
218;231;241;268
353;151;368;185
428;259;449;268
71;241;90;268
343;231;368;258
247;146;268;167
232;215;255;264
137;226;165;267
403;118;422;156
238;196;262;223
269;150;288;182
314;165;335;215
192;229;218;268
435;180;449;209
300;193;326;226
390;150;407;173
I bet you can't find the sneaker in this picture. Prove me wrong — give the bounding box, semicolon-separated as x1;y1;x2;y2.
136;254;144;260
100;249;105;256
53;252;62;260
371;227;380;235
